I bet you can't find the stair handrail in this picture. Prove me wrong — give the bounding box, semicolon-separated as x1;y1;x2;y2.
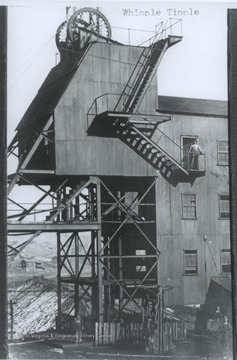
123;122;189;174
87;92;123;128
142;116;184;152
139;18;182;46
113;30;165;113
87;18;182;124
158;18;182;39
115;19;182;113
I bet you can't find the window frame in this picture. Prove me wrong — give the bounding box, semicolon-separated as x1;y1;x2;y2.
183;249;198;275
218;194;230;220
220;249;231;274
217;140;229;166
181;193;197;219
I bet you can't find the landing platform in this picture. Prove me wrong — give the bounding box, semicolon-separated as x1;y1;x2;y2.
189;170;206;178
87;111;171;137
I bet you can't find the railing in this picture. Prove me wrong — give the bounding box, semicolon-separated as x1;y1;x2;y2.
94;318;187;351
112;18;182;46
87;18;182;128
139;18;182;46
87;95;206;173
182;153;206;172
7;198;94;223
7;202;53;223
87;93;124;129
95;322;121;346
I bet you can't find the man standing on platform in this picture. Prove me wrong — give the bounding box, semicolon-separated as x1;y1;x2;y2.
189;138;202;170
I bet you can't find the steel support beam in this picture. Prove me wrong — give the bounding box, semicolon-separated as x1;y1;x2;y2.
96;179;103;323
57;232;62;319
8;171;159;329
8;222;101;232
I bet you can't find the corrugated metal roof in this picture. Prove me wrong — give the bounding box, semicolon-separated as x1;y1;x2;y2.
16;51;87;131
158;95;228;117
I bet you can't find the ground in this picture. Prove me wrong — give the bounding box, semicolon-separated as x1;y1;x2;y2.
7;265;233;360
8;338;232;360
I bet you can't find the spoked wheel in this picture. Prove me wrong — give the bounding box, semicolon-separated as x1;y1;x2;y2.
55;21;72;52
68;7;112;44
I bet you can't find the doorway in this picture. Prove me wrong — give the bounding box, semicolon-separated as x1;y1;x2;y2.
181;136;197;169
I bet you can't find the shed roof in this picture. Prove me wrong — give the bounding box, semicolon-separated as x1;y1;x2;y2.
211;276;231;292
16;52;85;131
157;96;228;117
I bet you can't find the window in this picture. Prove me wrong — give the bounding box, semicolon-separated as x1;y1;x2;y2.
221;249;231;273
181;194;197;219
217;141;229;166
219;194;230;219
135;250;146;256
136;265;146;272
184;250;198;275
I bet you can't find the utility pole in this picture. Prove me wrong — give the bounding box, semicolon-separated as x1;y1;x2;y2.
0;6;8;360
9;300;15;341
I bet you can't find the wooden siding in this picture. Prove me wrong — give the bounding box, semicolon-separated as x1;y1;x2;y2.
54;42;158;177
155;114;230;305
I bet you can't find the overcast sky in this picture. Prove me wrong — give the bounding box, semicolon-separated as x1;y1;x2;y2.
6;1;234;144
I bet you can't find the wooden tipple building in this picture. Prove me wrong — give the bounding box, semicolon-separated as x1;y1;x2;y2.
8;7;230;335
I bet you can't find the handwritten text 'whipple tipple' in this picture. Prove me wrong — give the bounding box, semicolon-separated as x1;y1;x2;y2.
122;8;200;17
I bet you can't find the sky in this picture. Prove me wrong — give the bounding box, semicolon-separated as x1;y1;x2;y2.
6;1;234;145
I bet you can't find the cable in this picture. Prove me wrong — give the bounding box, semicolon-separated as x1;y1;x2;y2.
8;24;154;91
206;240;220;276
8;34;55;92
111;25;156;34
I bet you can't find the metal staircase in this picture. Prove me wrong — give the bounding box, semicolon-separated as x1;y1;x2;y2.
88;19;205;185
114;25;182;114
113;118;190;186
114;38;169;113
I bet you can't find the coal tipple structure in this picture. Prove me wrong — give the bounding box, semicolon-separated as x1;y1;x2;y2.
8;7;230;350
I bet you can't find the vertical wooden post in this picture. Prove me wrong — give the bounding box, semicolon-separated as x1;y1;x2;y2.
154;177;159;286
104;238;109;322
10;300;13;341
91;231;97;320
228;9;237;359
96;178;103;323
57;232;62;330
0;6;8;359
75;233;79;316
118;237;123;320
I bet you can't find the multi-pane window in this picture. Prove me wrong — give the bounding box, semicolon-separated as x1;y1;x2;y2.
184;250;198;275
219;194;230;219
181;194;197;219
221;249;231;273
217;141;229;166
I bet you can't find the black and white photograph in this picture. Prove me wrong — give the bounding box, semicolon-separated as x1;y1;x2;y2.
1;1;236;359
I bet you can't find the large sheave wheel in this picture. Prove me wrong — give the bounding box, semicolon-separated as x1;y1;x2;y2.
68;7;112;44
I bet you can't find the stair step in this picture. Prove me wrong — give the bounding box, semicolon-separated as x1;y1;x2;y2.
46;210;57;221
